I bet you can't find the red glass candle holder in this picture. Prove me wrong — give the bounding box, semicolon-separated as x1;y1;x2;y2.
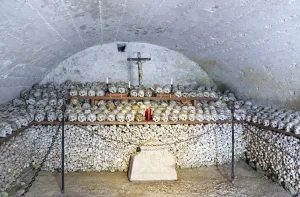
145;108;152;121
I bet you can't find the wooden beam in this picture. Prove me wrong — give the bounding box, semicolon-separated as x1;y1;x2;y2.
33;120;231;125
0;124;34;146
1;120;299;146
242;121;300;139
66;96;219;101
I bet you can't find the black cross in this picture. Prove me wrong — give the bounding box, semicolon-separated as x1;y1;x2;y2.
127;52;151;86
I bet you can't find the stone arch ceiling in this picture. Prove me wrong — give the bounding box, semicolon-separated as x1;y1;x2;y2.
1;0;300;108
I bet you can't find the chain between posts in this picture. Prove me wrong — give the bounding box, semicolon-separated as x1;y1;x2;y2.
75;124;229;147
20;125;60;197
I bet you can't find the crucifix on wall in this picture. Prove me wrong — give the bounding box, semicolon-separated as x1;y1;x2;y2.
127;52;151;86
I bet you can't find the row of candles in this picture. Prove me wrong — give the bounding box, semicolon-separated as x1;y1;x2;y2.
105;77;173;88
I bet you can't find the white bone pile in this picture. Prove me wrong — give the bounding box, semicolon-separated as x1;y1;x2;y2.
67;81;220;98
0;82;69;137
0;80;239;137
1;79;300;196
245;105;300;134
0;124;245;191
0;127;37;191
245;125;300;194
34;124;245;172
66;100;235;122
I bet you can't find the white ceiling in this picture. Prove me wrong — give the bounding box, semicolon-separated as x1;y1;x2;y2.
0;0;300;108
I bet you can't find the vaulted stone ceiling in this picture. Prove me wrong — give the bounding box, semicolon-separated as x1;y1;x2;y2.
1;0;300;108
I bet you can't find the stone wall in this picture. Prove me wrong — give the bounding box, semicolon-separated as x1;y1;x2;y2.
0;123;245;192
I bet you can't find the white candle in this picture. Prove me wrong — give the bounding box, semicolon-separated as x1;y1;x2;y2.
106;77;108;84
129;81;131;88
171;78;173;85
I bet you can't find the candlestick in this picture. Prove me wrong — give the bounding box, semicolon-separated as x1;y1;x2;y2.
171;78;173;85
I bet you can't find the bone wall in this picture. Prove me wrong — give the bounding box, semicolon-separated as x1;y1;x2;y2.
41;42;215;87
0;124;245;191
244;125;300;194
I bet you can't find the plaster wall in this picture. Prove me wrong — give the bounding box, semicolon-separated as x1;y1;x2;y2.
1;0;300;108
42;42;215;87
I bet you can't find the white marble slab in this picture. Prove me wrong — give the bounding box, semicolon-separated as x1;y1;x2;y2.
128;142;177;181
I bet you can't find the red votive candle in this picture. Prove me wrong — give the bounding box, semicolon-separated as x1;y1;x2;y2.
145;108;151;121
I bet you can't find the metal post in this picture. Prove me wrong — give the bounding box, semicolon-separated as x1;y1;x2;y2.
231;103;235;183
61;105;65;194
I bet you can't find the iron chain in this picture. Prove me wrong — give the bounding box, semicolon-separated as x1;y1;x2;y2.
76;125;214;147
20;125;60;197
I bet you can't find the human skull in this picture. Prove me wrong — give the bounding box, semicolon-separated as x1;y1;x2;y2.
78;113;87;122
278;121;285;130
135;113;144;122
188;92;197;98
145;89;153;97
294;124;300;134
203;91;210;98
97;113;106;121
152;114;161;122
35;113;45;122
88;89;96;96
155;86;163;94
252;115;258;123
47;111;56;122
125;113;134;122
70;89;78;96
82;103;91;110
118;87;126;94
173;90;181;98
116;113;125;122
257;117;263;124
107;113;116;121
49;98;57;106
84;109;92;115
169;113;178;122
57;99;64;107
178;113;188;121
130;89;138;97
196;92;204;97
96;89;105;96
196;113;204;121
160;113;168;122
188;113;196;121
163;85;171;94
0;122;13;137
26;97;36;105
204;113;212;121
20;89;29;99
285;122;294;132
68;113;77;121
246;114;252;122
138;89;145;97
108;85;117;93
79;89;88;96
87;113;96;122
33;90;42;98
178;84;184;90
210;92;218;98
263;119;270;127
270;119;279;128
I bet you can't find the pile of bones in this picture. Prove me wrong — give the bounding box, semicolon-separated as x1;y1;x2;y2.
0;80;299;194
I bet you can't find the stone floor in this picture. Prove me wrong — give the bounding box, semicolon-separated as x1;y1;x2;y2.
12;162;290;197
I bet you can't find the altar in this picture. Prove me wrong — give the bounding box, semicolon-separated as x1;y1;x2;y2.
128;142;178;181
